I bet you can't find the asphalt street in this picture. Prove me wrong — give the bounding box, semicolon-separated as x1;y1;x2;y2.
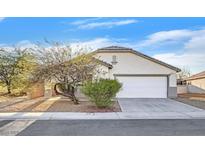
0;119;205;136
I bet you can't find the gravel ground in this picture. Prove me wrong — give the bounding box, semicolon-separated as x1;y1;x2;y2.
0;96;121;112
174;97;205;110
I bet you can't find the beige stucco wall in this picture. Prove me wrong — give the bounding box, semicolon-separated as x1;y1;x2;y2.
94;65;111;79
188;78;205;90
94;52;177;87
169;74;177;87
95;52;176;74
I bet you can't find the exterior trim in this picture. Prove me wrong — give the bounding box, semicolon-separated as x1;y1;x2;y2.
114;74;169;77
94;46;181;72
93;58;113;69
167;74;169;97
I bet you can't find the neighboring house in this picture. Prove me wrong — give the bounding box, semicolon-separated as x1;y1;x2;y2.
185;71;205;93
93;46;181;98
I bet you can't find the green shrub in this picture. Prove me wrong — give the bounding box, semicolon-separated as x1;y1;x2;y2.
81;79;122;108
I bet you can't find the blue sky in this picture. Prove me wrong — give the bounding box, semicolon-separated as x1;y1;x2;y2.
0;17;205;73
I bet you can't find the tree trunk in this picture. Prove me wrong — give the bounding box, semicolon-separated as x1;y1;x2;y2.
54;83;79;104
70;90;79;105
7;86;11;94
70;85;78;104
6;81;11;94
54;83;60;95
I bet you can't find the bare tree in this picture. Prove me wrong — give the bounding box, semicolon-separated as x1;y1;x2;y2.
0;47;35;94
32;42;99;104
177;67;191;80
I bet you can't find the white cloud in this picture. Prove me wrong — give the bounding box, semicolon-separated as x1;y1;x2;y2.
70;18;101;25
138;29;205;47
69;37;137;51
0;40;37;51
0;38;117;52
153;53;205;74
75;19;138;29
0;43;7;47
70;38;117;50
0;17;5;22
16;40;37;48
184;35;205;53
150;28;205;73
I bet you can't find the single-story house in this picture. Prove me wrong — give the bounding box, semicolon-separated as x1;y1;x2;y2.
186;71;205;93
93;46;181;98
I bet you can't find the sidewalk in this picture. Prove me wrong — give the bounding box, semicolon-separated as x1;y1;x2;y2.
1;111;205;120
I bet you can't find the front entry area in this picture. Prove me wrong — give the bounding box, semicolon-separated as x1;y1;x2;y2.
116;76;167;98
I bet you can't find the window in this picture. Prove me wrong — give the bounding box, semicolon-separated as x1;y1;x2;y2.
112;55;117;64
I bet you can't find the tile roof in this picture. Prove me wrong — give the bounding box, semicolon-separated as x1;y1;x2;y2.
186;71;205;80
98;46;132;50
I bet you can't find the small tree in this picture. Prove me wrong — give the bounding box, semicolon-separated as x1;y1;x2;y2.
0;47;35;94
177;67;191;80
32;42;99;104
82;79;122;108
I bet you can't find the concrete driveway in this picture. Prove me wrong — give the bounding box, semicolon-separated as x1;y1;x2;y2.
118;98;203;112
117;98;205;118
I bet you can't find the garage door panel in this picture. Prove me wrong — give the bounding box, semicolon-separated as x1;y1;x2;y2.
116;76;167;98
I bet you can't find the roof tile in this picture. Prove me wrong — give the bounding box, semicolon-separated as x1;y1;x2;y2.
187;71;205;80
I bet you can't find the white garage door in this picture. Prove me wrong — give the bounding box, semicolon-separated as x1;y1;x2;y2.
116;76;167;98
